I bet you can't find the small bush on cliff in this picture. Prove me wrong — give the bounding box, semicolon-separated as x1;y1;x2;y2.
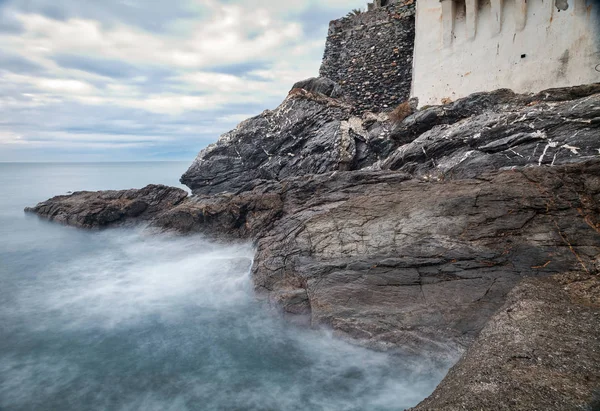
346;9;363;18
388;101;413;123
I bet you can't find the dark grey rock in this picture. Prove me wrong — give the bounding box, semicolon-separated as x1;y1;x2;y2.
382;84;600;178
24;185;188;228
180;89;385;195
291;77;344;98
149;188;284;239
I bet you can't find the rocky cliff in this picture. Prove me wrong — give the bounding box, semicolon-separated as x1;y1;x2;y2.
23;4;600;404
26;80;600;409
320;0;415;113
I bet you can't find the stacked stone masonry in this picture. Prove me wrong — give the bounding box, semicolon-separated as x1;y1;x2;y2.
367;0;405;11
319;0;415;114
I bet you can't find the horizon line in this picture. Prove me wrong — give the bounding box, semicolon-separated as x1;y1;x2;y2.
0;160;193;164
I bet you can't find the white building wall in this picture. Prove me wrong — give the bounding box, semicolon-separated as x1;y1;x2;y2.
411;0;600;106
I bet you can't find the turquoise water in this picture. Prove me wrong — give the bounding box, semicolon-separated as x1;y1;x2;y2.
0;162;445;411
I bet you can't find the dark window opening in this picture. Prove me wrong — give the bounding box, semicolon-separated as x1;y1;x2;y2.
555;0;569;11
454;0;467;19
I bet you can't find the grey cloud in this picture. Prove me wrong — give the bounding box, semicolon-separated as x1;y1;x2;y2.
53;54;142;79
37;4;67;20
0;50;44;73
208;61;271;77
2;0;202;32
0;0;360;161
52;54;185;95
0;8;23;32
0;89;270;160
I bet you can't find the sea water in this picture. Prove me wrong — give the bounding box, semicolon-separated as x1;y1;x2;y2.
0;162;446;411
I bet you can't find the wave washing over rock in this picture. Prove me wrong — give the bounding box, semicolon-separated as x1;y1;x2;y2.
1;225;448;411
25;3;600;409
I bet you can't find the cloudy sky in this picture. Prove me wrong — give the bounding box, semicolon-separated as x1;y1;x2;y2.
0;0;364;162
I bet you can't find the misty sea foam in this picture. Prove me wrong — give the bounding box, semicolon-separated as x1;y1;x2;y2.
0;162;445;411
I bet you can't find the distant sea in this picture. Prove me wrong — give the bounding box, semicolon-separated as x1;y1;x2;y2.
0;162;445;411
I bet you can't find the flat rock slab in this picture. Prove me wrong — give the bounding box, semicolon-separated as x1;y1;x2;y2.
412;272;600;411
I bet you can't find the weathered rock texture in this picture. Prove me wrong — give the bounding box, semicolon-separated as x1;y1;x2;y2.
249;161;600;358
180;88;353;195
319;0;415;114
149;188;284;239
181;84;600;197
381;84;600;179
180;83;399;195
412;272;600;411
24;185;188;228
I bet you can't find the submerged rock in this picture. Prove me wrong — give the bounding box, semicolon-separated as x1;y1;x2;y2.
25;185;188;229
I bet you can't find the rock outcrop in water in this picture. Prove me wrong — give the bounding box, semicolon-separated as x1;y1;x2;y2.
25;81;600;409
25;185;188;228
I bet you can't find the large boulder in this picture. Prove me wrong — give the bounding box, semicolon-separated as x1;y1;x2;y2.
180;79;394;195
180;84;354;195
291;77;344;99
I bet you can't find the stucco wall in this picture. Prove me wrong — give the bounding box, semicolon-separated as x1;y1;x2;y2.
411;0;600;107
320;0;415;114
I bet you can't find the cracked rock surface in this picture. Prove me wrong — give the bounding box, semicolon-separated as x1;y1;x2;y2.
248;161;600;360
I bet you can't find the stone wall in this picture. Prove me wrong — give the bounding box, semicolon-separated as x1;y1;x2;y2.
367;0;404;11
319;0;415;114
